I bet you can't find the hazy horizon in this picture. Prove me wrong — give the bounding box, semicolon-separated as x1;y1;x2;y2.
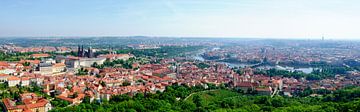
1;0;359;39
1;36;358;41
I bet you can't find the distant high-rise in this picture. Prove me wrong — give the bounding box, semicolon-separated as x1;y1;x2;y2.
322;36;325;41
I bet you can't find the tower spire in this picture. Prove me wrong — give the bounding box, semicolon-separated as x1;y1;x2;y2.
81;45;85;57
78;45;81;57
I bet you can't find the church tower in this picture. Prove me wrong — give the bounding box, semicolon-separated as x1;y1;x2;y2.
88;46;94;58
81;45;85;57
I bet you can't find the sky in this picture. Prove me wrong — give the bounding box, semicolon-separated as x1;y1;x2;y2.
0;0;359;39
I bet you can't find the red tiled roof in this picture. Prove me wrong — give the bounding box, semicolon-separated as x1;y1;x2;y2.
0;74;9;77
2;95;49;111
236;82;254;87
256;87;272;92
0;61;10;67
31;53;50;58
16;63;24;67
67;56;80;60
8;76;20;81
21;77;30;81
53;63;66;67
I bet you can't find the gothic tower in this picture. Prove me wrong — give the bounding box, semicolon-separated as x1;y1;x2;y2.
88;46;93;58
78;45;82;57
81;45;85;57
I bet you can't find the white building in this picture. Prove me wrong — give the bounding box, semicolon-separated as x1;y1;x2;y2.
0;68;16;75
52;63;66;73
0;74;9;83
21;77;30;86
39;63;53;75
7;76;20;87
65;57;106;69
97;54;133;61
37;63;66;76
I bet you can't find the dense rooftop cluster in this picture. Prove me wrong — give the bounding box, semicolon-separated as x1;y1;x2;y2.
0;38;360;112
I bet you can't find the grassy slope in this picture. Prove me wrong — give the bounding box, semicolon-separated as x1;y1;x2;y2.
185;89;241;106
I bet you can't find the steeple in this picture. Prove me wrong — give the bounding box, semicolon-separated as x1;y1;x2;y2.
78;45;82;57
88;46;93;58
81;45;85;57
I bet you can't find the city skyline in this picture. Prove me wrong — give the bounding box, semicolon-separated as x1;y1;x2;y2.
0;0;359;39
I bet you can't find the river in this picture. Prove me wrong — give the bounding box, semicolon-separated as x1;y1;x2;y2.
192;53;315;74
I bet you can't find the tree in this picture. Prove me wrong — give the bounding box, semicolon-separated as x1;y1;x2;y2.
48;86;360;112
73;92;78;98
193;94;203;107
179;101;196;111
110;94;131;102
134;93;144;100
23;62;31;66
76;68;88;75
271;96;286;107
91;62;98;68
306;74;321;80
83;96;91;104
100;81;106;87
122;80;131;86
